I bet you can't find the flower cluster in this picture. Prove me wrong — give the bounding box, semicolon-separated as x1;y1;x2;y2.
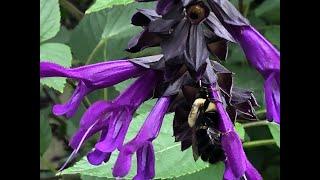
40;0;280;179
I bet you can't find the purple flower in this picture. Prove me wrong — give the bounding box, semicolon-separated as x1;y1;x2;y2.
113;96;172;178
59;70;161;170
207;0;280;123
230;26;280;124
208;84;262;179
40;55;162;118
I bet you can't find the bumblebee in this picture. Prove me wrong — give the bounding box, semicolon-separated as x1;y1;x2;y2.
188;87;226;164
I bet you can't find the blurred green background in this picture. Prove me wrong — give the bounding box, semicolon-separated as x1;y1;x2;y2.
40;0;280;179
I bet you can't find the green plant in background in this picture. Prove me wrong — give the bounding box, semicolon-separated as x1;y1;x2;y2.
40;0;280;179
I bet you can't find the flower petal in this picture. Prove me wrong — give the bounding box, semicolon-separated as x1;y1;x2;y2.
87;149;111;165
245;159;263;180
87;129;111;165
230;26;280;76
133;142;155;180
52;81;91;118
156;0;175;15
223;160;237;180
95;108;133;152
40;60;146;86
131;9;160;26
185;24;209;72
264;71;280;123
161;19;190;60
204;12;235;42
127;29;162;53
221;131;246;178
208;0;249;26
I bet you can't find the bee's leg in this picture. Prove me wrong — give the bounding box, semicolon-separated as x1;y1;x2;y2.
188;98;206;127
205;99;216;113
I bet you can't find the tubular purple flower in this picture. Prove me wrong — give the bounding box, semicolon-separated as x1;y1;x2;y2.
40;58;153;118
112;96;172;178
61;70;161;169
133;142;155;180
207;84;261;179
231;25;280;124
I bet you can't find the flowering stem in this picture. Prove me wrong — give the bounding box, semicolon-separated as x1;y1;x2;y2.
85;39;107;65
242;120;269;128
243;139;276;148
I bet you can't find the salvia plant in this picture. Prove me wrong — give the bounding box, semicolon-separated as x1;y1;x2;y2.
40;0;280;179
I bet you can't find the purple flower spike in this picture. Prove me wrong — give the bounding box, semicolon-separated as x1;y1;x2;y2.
113;96;172;178
133;142;155;180
40;57;158;118
208;84;261;179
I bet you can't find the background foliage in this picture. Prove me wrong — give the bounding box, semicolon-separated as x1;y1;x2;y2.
40;0;280;179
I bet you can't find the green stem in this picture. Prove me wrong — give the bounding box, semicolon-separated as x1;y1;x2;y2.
85;39;106;65
243;139;276;148
104;89;108;100
243;3;251;17
242;120;269;128
59;0;84;21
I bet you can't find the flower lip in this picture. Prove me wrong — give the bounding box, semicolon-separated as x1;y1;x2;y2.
186;2;210;24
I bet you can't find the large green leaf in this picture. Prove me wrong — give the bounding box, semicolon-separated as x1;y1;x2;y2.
40;108;52;156
254;0;280;23
268;123;280;148
61;99;223;179
86;0;134;14
40;0;61;43
264;26;280;49
40;43;73;93
69;2;155;65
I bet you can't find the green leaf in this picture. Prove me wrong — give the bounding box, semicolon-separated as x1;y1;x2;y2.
46;26;72;44
235;122;245;141
40;43;72;93
40;108;52;156
86;0;134;14
69;2;155;65
264;26;280;49
175;162;224;180
268;123;280;147
61;99;222;179
40;0;61;43
254;0;280;23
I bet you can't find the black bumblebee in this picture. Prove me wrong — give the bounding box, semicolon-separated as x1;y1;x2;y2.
189;87;226;164
172;85;226;164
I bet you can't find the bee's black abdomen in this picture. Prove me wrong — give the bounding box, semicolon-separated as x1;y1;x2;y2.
195;110;225;164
